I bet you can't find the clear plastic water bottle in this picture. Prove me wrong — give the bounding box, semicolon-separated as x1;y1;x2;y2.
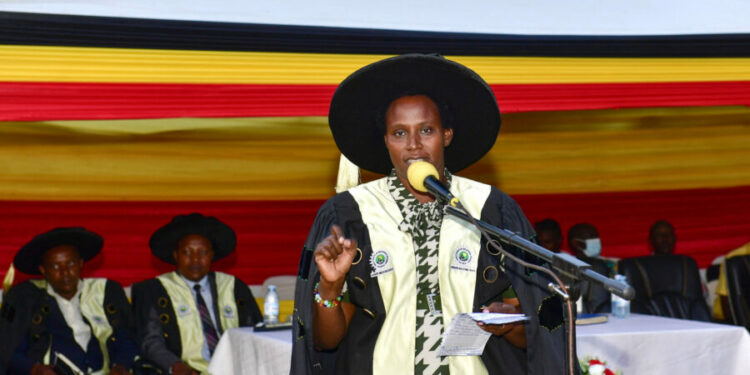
611;274;630;319
264;285;279;324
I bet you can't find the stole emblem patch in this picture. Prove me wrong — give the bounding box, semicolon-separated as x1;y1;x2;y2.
370;249;394;277
223;305;235;318
451;247;476;272
177;304;191;317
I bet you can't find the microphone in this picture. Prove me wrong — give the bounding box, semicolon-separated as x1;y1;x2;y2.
406;161;462;208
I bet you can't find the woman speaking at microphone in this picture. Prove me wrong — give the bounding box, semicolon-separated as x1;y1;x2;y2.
291;54;568;375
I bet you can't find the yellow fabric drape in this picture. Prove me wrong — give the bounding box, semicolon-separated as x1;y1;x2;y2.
1;107;749;200
0;117;338;200
3;45;750;84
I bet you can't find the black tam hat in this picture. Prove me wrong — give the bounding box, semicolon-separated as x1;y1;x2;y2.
149;213;236;264
328;53;501;174
14;227;103;275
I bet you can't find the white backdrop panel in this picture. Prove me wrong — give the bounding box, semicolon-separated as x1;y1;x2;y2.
1;0;750;35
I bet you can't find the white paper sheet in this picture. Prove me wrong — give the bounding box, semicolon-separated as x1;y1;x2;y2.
437;313;491;356
437;313;529;356
467;312;529;325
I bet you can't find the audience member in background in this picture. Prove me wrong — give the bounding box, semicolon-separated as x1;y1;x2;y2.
712;241;750;321
0;227;137;375
649;220;676;256
568;223;612;313
132;213;262;375
534;218;563;253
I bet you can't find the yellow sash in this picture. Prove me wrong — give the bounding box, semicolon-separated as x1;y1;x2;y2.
157;272;239;374
80;279;113;375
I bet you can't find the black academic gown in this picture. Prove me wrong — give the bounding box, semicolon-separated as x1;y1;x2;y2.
291;180;575;375
131;271;262;372
0;279;138;375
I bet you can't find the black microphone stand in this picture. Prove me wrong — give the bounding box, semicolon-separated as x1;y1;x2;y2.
443;205;634;375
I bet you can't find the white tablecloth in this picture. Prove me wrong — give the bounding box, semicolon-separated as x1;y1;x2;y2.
577;314;750;375
208;327;293;375
209;314;750;375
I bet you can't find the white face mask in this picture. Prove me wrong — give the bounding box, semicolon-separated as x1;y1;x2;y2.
581;238;602;257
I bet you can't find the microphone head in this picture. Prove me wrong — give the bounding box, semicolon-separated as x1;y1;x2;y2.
622;284;636;301
406;161;439;193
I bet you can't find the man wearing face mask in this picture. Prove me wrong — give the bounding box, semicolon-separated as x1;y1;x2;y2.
567;223;612;314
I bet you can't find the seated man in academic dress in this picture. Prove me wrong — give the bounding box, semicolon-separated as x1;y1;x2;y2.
0;227;137;375
132;213;262;375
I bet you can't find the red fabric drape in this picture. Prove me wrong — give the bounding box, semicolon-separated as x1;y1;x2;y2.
2;185;748;287
3;81;750;121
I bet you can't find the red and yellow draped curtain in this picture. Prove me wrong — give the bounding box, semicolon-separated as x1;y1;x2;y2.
2;11;750;286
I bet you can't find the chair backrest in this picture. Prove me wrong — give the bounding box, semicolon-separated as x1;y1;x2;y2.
725;255;750;329
703;262;722;309
262;275;297;300
618;255;711;321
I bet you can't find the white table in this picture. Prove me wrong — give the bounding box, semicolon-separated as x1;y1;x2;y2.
209;315;750;375
577;314;750;375
208;327;293;375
